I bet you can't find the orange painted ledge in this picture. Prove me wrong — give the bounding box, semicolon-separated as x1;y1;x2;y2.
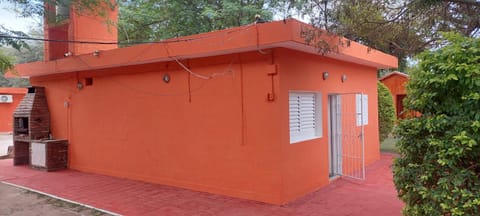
9;19;398;78
0;87;27;94
379;71;408;81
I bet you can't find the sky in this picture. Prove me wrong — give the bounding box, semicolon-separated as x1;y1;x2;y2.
0;2;41;33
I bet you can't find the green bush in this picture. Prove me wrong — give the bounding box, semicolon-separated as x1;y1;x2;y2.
378;81;396;142
393;33;480;215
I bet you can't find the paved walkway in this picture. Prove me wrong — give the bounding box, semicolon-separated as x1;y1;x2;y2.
0;153;403;216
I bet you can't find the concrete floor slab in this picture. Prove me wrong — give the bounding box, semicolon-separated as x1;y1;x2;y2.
0;153;404;216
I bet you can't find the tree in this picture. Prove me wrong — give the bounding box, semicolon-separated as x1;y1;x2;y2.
0;49;14;73
0;45;33;87
393;33;480;215
0;26;29;72
0;26;41;87
377;81;396;142
0;71;30;87
3;0;116;17
0;0;115;73
279;0;480;71
117;0;273;44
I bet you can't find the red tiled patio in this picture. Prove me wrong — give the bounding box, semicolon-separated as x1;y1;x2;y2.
0;153;404;216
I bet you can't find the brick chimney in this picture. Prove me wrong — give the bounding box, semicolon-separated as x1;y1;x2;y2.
44;1;118;61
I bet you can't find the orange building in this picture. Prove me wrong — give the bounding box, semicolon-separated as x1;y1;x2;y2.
379;71;409;119
10;4;397;204
0;88;27;133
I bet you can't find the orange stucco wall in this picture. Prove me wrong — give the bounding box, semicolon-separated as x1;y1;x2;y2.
381;74;407;97
278;49;380;201
69;5;118;55
30;47;381;204
380;73;408;118
0;88;27;132
44;1;117;61
31;51;284;204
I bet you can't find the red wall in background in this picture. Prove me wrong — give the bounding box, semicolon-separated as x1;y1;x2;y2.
380;72;409;119
45;23;69;60
0;88;27;133
43;1;118;61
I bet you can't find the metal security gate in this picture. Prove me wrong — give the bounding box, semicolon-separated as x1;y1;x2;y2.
328;93;365;180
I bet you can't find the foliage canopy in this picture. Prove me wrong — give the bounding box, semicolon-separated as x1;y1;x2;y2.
377;81;396;142
117;0;273;43
283;0;480;70
0;0;114;72
393;33;480;215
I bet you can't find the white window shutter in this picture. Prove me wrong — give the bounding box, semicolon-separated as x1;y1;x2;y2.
356;94;368;126
299;94;315;135
289;94;301;134
289;92;320;143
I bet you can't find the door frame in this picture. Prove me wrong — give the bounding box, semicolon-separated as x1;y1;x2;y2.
328;94;342;178
327;93;366;180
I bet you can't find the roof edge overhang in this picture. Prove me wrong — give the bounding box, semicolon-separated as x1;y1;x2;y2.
0;87;28;94
379;71;409;81
8;19;398;78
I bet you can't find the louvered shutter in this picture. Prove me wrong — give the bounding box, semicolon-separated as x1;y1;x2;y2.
356;94;368;126
289;92;317;143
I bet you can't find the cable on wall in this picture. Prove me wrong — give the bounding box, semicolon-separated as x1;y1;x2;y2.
0;34;210;45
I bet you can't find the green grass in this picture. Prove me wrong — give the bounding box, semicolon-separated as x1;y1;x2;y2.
381;135;399;153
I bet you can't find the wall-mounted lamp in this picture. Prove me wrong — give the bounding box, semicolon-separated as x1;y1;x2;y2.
93;50;100;56
77;81;83;90
163;73;171;83
322;72;329;80
341;74;347;83
64;52;72;57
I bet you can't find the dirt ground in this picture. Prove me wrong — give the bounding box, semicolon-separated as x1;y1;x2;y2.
0;182;112;216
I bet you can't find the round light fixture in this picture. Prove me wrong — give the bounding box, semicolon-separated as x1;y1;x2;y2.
163;74;171;83
323;72;329;80
77;81;84;90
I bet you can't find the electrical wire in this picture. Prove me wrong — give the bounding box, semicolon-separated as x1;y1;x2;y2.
0;34;210;45
162;39;236;80
6;22;258;83
170;56;233;80
0;23;259;46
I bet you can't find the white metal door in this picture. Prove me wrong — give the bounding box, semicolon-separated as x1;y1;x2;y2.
328;93;365;180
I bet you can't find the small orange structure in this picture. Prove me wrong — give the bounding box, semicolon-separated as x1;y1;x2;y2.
42;0;117;61
9;3;397;204
0;88;27;133
379;71;409;119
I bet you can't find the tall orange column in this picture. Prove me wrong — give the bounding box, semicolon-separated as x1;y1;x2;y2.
44;0;118;61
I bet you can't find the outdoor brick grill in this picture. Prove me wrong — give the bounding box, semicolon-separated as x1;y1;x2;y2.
12;86;68;171
13;87;50;141
30;139;68;171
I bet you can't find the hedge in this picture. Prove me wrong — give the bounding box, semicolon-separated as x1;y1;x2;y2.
393;33;480;215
